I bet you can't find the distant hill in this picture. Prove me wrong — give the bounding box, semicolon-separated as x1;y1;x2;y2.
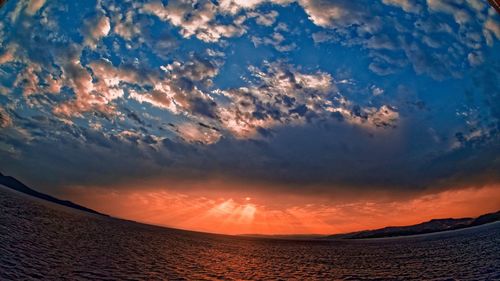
0;172;107;216
329;211;500;239
239;212;500;240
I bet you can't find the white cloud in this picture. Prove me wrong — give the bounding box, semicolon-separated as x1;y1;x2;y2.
142;0;246;42
26;0;46;15
305;0;497;78
468;51;484;66
82;14;111;49
247;10;279;26
427;0;471;25
113;11;140;40
297;0;372;29
483;19;500;46
53;47;119;117
215;62;397;138
87;57;398;141
176;122;221;144
382;0;421;13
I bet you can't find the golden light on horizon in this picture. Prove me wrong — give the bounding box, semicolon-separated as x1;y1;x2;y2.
63;183;500;235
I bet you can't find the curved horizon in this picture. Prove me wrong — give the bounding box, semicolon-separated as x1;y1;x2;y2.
1;176;499;236
1;0;499;236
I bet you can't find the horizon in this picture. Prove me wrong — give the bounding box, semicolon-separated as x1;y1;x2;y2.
1;175;499;237
65;183;500;235
2;171;499;235
1;0;500;235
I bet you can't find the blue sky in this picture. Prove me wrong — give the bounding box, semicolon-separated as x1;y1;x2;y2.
0;0;499;199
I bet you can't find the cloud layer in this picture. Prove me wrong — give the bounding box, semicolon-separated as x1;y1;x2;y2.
0;0;498;200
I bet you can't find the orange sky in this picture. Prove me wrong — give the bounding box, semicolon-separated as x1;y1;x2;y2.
63;183;500;235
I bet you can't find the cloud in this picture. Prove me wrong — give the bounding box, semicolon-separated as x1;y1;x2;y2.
82;13;111;49
382;0;421;13
65;55;400;144
298;0;374;29
0;0;498;204
0;107;12;128
142;0;247;42
484;18;500;46
53;46;119;117
426;0;481;25
251;30;297;52
217;0;293;14
25;0;46;15
133;0;498;80
0;45;15;64
216;62;399;138
216;62;334;137
113;10;141;40
303;0;498;79
89;59;154;86
247;10;279;26
127;53;220;120
175;122;222;144
468;51;484;66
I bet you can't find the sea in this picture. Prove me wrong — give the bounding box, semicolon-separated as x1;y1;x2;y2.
1;186;499;280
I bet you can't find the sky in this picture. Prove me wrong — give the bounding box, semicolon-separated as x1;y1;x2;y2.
0;0;499;235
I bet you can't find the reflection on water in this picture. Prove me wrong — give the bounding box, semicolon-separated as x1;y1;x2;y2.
1;187;499;280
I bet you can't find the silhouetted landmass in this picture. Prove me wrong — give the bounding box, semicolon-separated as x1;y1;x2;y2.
330;211;500;239
0;171;107;216
241;212;500;240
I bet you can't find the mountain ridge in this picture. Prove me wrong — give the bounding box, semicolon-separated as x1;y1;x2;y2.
0;171;107;216
328;211;500;239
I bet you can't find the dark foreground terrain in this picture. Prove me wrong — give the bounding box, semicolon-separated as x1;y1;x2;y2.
1;186;499;280
0;172;106;216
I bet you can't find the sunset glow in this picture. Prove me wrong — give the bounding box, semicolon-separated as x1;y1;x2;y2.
1;0;500;279
64;184;500;235
1;0;499;237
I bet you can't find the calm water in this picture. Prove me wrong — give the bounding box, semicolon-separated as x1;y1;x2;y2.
1;187;499;281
